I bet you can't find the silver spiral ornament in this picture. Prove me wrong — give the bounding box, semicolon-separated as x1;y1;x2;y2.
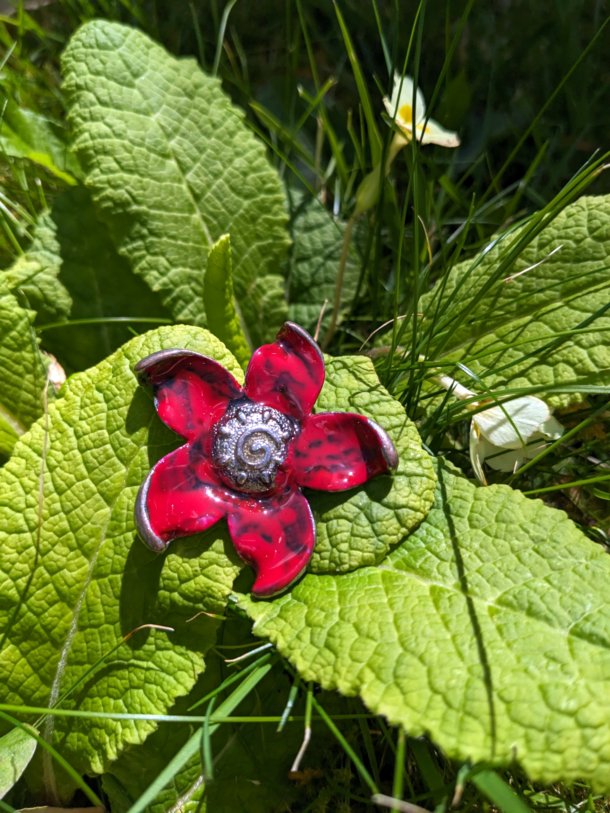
212;399;296;493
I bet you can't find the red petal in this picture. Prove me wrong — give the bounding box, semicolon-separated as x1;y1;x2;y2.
227;488;315;596
135;445;228;551
243;322;324;420
289;413;398;491
136;349;241;440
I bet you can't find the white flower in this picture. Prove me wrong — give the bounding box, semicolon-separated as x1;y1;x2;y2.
383;73;460;148
435;374;564;483
469;396;564;482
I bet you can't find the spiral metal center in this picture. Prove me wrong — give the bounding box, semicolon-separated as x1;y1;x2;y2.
212;399;297;493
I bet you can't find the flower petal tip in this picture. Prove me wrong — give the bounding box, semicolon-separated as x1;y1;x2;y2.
228;489;316;598
134;472;169;553
367;418;399;472
134;348;190;382
280;321;325;367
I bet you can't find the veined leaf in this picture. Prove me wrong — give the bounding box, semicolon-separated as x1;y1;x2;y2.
421;195;610;405
204;234;252;369
0;327;243;784
310;355;436;573
61;21;290;344
0;415;20;457
287;188;360;335
0;724;39;799
241;460;610;791
0;274;50;454
3;210;72;326
0;98;79;184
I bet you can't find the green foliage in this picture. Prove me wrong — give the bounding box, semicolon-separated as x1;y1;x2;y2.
103;651;327;813
287;187;360;335
3;211;72;325
204;234;252;369
61;20;291;345
240;459;610;791
310;355;435;573
0;3;609;810
0;724;38;799
0;98;79;185
0;326;243;785
0;273;50;454
33;186;169;371
420;195;610;407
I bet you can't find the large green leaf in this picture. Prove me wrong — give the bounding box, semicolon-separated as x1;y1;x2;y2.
309;355;436;573
61;21;290;344
0;274;50;454
421;195;610;405
287;188;360;335
241;460;610;791
31;186;169;372
0;327;243;786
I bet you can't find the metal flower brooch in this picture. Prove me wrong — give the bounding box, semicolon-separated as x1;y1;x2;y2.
135;323;398;597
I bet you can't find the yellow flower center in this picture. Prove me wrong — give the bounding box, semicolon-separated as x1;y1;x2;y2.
398;103;413;122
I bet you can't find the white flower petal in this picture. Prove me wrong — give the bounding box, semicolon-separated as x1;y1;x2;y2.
473;396;553;449
469;422;488;484
483;444;531;473
467;393;563;480
417;117;460;147
471;423;532;475
540;414;564;440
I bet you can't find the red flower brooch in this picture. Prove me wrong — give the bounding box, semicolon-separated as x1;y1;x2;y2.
135;323;398;597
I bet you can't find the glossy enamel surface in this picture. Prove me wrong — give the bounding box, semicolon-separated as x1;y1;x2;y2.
290;412;398;491
136;349;241;441
135;322;399;596
136;446;227;551
227;488;315;596
243;322;325;420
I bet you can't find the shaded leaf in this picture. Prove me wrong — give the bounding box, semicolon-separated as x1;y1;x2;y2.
62;21;290;344
287;189;360;335
0;98;79;183
33;186;169;372
3;211;72;325
102;706;207;813
241;460;610;791
0;274;50;454
104;649;309;813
